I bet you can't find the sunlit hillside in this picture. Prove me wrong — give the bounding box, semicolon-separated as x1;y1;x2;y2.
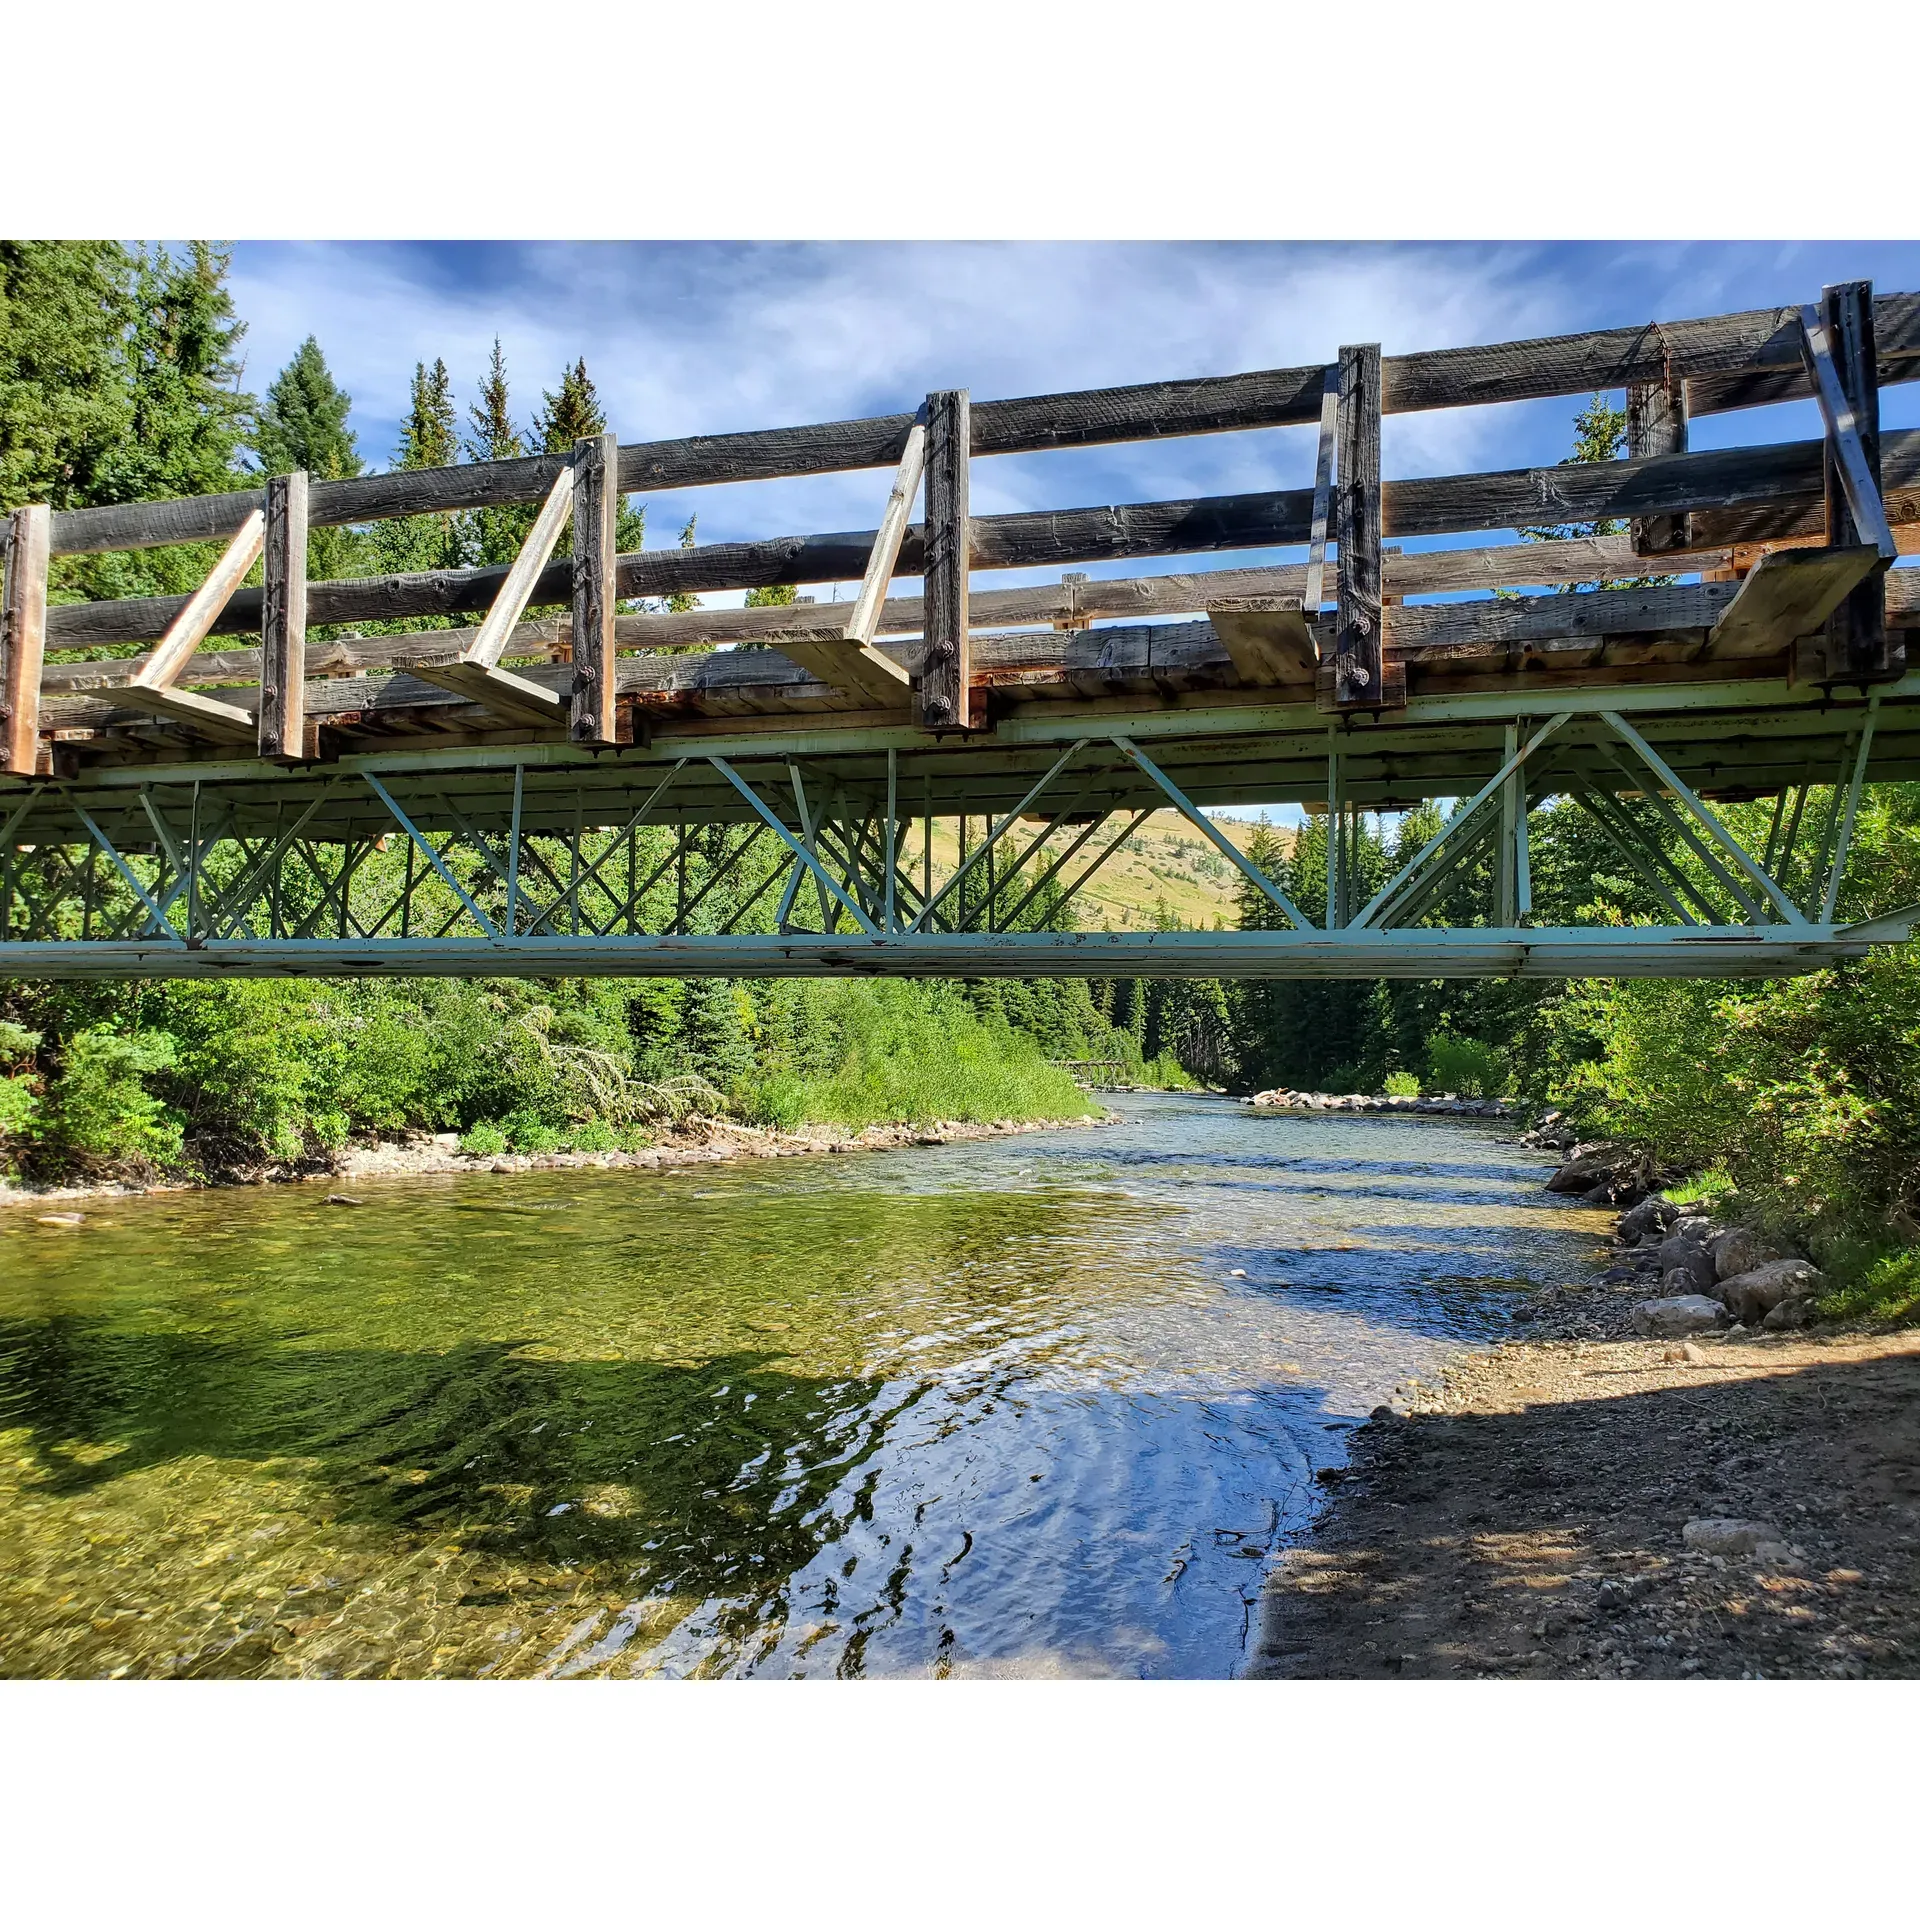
918;810;1289;930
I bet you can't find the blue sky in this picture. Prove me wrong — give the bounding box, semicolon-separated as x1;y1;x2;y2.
228;241;1919;830
231;240;1920;609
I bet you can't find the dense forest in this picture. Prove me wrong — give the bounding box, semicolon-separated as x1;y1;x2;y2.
4;240;1920;1320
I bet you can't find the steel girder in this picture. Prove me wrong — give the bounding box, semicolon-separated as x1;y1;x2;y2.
2;676;1917;979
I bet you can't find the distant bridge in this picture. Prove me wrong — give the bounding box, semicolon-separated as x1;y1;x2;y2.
1;281;1917;979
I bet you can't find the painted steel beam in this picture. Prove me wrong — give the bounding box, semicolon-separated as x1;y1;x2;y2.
0;925;1903;983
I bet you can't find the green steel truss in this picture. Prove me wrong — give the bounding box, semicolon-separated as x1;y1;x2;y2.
2;673;1916;979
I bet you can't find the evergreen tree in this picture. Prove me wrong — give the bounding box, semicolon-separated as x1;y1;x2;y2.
0;241;137;513
114;243;253;508
255;336;361;481
58;242;255;605
664;514;701;614
254;336;361;580
466;338;523;464
367;358;466;585
398;358;458;470
467;338;532;568
532;357;604;450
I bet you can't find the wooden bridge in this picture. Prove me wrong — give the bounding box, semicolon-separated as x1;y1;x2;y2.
0;280;1916;979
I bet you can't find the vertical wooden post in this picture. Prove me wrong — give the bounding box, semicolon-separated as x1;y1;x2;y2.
1627;370;1690;557
1817;281;1889;682
920;388;972;730
1327;344;1397;711
570;431;618;745
258;471;309;761
2;504;50;777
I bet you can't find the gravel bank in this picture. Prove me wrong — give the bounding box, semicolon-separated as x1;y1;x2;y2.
2;1112;1119;1211
1249;1242;1920;1679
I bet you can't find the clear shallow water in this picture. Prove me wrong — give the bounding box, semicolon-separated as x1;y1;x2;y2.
0;1092;1609;1678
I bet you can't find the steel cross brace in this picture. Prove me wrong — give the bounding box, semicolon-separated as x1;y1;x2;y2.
1111;736;1311;930
708;757;878;935
1352;713;1568;931
1598;712;1807;925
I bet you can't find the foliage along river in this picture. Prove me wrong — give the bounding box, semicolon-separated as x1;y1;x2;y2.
0;1092;1607;1679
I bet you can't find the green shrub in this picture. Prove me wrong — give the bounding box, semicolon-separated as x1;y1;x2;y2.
1427;1033;1508;1098
457;1120;509;1157
1383;1070;1421;1097
737;1069;809;1132
503;1110;564;1152
0;1021;40;1160
33;1027;183;1175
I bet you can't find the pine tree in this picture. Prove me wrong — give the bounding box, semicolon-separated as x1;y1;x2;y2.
466;338;532;568
0;241;137;514
255;336;361;481
67;242;256;604
369;358;465;583
254;336;361;580
396;358;457;470
532;357;604;451
664;514;701;614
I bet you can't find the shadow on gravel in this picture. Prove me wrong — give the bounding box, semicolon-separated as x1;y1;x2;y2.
1248;1345;1920;1679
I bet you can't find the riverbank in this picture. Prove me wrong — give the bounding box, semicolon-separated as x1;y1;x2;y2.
1249;1235;1920;1679
0;1111;1121;1211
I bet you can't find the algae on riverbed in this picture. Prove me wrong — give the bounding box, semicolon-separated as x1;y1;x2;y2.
0;1095;1601;1678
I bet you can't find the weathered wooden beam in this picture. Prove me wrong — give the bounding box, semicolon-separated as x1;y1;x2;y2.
44;296;1920;561
1627;373;1690;557
409;660;566;728
761;635;913;708
38;537;1719;696
53;426;1920;654
2;504;50;775
569;432;617;744
112;683;258;744
846;411;927;645
1799;282;1895;685
133;510;265;692
257;472;309;762
1302;373;1337;614
1324;344;1396;711
469;463;577;670
1704;544;1882;661
919;389;972;730
1204;600;1317;687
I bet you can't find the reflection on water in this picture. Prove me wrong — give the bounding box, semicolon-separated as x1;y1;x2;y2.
0;1093;1608;1678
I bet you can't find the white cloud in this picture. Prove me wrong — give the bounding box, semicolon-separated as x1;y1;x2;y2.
228;240;1920;575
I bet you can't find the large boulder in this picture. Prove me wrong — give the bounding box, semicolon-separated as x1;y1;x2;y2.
1546;1159;1608;1194
1655;1233;1720;1292
1631;1294;1730;1336
1712;1226;1769;1282
1617;1195;1678;1245
1716;1258;1819;1326
1762;1296;1811;1332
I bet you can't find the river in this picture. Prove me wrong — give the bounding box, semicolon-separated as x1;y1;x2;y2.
0;1091;1610;1678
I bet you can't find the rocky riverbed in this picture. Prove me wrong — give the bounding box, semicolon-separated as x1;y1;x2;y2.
1244;1089;1516;1117
1249;1140;1920;1679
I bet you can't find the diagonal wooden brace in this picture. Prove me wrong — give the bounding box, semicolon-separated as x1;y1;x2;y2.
114;508;266;742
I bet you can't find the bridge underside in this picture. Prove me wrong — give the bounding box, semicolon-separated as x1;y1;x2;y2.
3;656;1915;979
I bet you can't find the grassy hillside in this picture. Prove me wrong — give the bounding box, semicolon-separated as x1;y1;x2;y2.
922;810;1285;930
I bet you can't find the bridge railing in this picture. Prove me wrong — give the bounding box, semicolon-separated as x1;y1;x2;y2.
2;284;1915;775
